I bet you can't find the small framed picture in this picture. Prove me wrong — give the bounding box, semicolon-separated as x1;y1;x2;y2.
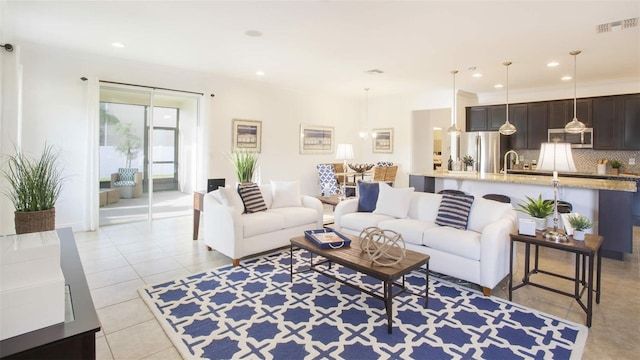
232;119;261;153
373;128;393;153
300;124;334;154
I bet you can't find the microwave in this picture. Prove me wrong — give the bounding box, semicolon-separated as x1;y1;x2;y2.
547;128;593;148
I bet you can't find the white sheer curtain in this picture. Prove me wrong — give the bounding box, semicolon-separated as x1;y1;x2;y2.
84;77;100;231
0;45;23;234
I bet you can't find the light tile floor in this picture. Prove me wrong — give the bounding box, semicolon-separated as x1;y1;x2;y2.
78;216;639;359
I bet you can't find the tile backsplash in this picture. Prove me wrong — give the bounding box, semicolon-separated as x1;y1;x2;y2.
518;149;640;174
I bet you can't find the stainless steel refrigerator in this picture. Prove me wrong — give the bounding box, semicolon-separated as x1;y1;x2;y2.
459;131;505;174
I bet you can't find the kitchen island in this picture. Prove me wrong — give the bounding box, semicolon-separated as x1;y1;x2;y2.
410;171;637;260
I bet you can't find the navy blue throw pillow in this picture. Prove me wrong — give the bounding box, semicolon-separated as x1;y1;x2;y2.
357;181;380;212
435;193;475;230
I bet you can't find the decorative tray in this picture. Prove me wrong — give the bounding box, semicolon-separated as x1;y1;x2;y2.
304;229;352;249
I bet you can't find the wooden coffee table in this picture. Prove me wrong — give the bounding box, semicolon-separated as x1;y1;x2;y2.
290;235;430;333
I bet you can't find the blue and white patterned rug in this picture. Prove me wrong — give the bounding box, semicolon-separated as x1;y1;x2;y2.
139;250;587;359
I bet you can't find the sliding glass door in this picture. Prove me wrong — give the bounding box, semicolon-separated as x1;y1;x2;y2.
98;86;199;226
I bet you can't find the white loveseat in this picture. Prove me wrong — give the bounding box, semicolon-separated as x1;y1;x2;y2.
204;183;324;266
334;190;517;295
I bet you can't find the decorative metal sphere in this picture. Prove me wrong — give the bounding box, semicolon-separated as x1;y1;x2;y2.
359;227;406;267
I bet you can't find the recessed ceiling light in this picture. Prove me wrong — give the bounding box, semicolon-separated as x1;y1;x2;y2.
561;76;572;81
256;70;265;76
547;61;559;67
494;84;504;88
111;42;125;48
472;73;482;78
245;30;263;37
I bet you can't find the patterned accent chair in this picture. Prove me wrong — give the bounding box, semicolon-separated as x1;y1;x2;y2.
316;164;339;196
111;168;143;199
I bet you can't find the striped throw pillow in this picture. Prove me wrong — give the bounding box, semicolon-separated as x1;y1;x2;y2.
435;193;475;230
237;183;267;213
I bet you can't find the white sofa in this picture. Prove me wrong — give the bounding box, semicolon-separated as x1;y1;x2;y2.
204;184;324;266
334;191;517;295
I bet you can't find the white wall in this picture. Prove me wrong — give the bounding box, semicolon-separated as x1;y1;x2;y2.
0;42;359;233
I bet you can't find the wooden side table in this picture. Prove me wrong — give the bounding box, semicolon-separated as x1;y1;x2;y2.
193;190;206;240
509;231;603;327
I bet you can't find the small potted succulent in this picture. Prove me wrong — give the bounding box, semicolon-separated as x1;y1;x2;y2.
517;194;554;231
462;155;474;171
609;160;622;175
567;213;593;241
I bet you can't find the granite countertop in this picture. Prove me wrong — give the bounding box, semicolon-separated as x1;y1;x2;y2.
508;169;640;180
416;171;637;192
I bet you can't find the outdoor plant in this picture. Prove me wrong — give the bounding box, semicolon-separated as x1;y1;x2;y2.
115;122;142;168
3;144;64;212
462;155;474;166
230;150;258;183
567;213;593;231
517;194;554;219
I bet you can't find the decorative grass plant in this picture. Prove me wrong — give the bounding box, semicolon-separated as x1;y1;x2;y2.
3;144;64;212
230;150;258;183
567;214;593;231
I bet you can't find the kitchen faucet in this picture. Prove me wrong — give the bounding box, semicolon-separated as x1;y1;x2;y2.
503;150;519;175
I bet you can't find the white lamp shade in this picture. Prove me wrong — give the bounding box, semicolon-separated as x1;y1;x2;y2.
335;143;354;160
536;143;577;172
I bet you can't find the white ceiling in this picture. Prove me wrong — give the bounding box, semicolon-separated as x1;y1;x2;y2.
3;1;639;98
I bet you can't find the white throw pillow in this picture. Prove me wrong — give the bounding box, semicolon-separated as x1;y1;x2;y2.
373;182;415;219
270;181;302;209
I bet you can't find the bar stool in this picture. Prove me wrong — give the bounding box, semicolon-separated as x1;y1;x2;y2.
482;194;511;204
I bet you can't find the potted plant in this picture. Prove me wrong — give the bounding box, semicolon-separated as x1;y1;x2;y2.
517;194;554;231
462;155;474;171
609;160;622;175
230;150;259;183
567;213;593;241
3;144;64;234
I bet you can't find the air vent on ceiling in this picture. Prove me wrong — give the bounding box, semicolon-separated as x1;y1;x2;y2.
596;17;638;33
365;69;384;75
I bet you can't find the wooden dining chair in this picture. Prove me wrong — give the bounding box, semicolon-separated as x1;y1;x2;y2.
373;166;387;182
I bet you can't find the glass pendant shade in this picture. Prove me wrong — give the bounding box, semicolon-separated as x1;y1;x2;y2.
565;50;586;134
499;61;517;136
447;70;461;135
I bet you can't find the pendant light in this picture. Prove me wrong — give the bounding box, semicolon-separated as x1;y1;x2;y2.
498;61;517;135
564;50;586;134
446;70;461;135
359;88;373;140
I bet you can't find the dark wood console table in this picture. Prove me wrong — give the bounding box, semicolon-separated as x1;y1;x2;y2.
193;190;206;240
509;231;603;327
1;227;101;359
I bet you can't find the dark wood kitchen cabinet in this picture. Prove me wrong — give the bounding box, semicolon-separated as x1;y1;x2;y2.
526;102;548;150
593;94;640;150
620;94;640;150
593;96;619;149
508;104;528;149
488;105;506;130
467;106;489;131
547;99;592;129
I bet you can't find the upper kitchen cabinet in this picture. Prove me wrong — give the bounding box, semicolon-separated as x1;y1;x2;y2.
548;99;592;129
527;102;549;150
593;94;640;150
488;105;506;130
593;96;619;149
466;106;489;131
508;104;528;149
466;105;506;131
620;94;640;150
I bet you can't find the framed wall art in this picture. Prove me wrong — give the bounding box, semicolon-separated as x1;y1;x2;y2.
232;119;261;153
299;124;334;154
373;128;393;153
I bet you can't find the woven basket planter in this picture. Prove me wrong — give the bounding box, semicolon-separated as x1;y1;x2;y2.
14;208;56;234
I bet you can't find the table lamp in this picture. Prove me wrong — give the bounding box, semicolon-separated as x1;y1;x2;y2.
536;142;577;242
335;143;354;199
